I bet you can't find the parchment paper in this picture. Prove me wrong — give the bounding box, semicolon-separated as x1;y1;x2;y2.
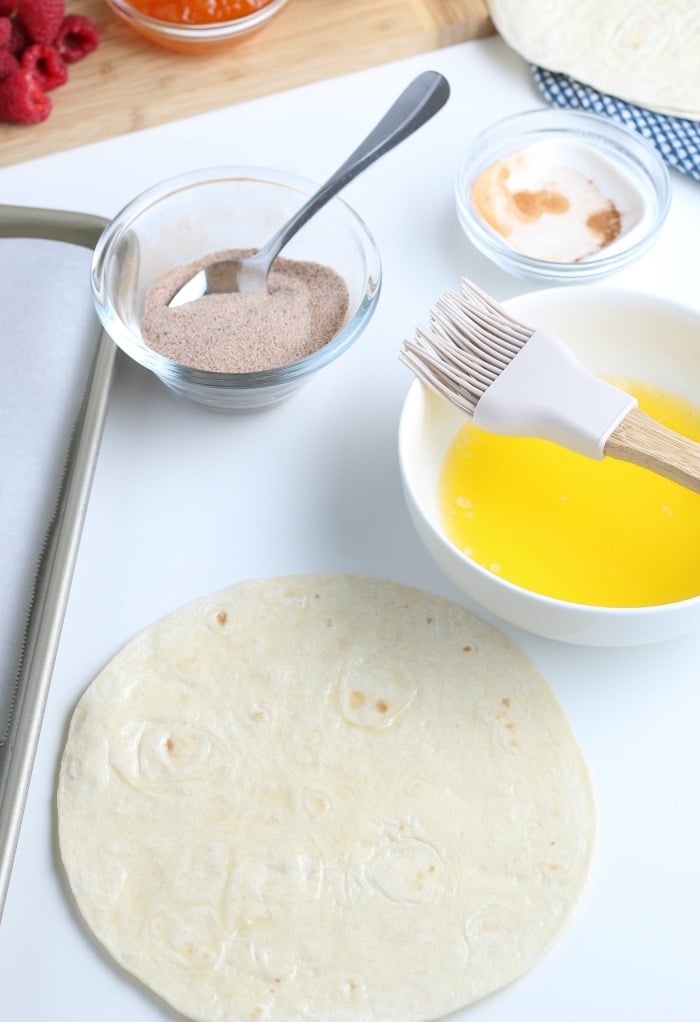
0;237;102;740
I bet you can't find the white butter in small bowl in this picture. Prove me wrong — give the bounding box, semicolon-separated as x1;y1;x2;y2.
456;109;670;282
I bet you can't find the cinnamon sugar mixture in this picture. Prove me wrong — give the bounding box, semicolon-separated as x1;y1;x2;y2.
141;249;349;373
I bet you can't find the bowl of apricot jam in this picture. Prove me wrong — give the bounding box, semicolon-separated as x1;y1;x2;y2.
105;0;289;52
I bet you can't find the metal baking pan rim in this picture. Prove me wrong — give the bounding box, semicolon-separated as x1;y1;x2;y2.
0;204;117;919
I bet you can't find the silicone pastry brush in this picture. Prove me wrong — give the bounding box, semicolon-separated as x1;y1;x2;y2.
400;278;700;494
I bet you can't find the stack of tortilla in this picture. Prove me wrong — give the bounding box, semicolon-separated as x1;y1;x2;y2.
487;0;700;120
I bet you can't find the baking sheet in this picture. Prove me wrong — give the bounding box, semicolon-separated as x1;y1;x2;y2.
0;37;698;1022
0;207;116;916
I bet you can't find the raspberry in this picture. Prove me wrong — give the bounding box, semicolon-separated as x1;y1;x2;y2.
16;0;64;45
8;15;28;55
0;1;18;16
55;13;98;63
0;15;11;47
0;49;18;80
0;67;51;123
21;43;66;90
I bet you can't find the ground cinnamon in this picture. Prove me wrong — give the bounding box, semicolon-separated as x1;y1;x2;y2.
587;205;622;247
513;188;570;219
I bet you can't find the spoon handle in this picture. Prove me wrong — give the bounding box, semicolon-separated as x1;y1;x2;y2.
256;71;450;267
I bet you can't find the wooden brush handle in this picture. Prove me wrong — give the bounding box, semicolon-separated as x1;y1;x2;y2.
604;407;700;493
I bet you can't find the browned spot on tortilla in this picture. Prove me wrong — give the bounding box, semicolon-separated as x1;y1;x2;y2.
501;697;511;707
349;690;366;709
215;609;227;625
375;699;389;714
166;737;175;752
462;645;472;652
415;864;437;887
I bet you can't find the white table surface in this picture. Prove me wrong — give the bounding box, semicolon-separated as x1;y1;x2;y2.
1;35;699;1022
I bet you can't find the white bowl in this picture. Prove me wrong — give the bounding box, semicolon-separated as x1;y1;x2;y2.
399;286;700;646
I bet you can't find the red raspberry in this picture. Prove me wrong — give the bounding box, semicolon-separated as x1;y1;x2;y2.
21;43;66;90
0;49;19;80
0;67;51;123
8;15;28;55
55;13;98;63
16;0;64;45
0;15;11;47
0;2;18;16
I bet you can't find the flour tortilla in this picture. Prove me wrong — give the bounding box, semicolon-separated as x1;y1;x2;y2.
58;575;595;1022
488;0;700;120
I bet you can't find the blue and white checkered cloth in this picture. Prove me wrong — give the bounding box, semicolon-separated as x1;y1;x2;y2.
532;66;700;182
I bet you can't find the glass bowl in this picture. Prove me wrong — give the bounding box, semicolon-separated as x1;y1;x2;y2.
399;285;700;647
105;0;290;52
455;109;670;283
91;166;381;411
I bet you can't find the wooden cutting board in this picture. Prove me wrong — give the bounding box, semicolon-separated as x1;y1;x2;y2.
0;0;493;168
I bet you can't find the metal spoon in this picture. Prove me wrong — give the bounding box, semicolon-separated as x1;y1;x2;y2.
168;70;450;307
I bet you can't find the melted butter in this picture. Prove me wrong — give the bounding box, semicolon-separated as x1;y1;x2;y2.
439;379;700;607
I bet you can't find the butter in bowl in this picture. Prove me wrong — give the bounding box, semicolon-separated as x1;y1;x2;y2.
399;284;700;646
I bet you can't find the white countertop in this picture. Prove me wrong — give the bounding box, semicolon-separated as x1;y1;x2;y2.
1;35;699;1022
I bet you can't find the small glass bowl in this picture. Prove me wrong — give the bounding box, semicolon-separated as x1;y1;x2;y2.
105;0;289;52
91;166;381;411
455;109;670;283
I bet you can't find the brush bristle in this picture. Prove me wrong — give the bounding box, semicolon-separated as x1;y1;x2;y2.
400;278;534;415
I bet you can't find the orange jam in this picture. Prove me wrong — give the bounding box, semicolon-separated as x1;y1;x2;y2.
129;0;274;24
